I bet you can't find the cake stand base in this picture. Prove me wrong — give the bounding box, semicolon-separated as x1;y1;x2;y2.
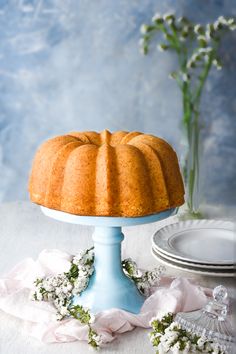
41;207;176;314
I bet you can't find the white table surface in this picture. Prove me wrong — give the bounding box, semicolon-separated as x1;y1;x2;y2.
0;201;235;354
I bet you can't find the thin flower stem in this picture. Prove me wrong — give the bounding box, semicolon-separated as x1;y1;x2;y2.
140;14;236;215
194;56;213;104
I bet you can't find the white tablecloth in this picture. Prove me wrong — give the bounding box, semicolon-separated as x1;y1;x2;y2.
0;201;235;354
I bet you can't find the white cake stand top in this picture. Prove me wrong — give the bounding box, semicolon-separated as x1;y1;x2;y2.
41;206;176;227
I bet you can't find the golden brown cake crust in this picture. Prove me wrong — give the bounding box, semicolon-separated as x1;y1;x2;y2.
29;130;185;217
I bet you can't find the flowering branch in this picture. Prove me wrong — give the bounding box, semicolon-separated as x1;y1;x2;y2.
31;248;164;349
140;14;236;215
122;258;165;296
31;248;102;348
149;313;226;353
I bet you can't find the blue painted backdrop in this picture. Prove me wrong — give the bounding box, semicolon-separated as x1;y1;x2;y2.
0;0;235;206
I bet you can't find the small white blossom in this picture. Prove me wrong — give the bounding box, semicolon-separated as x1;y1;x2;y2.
182;73;189;82
168;72;175;80
89;313;96;324
197;35;207;42
172;341;181;353
140;24;149;34
197;336;208;348
214;20;221;31
163;13;172;20
36;292;43;301
218;16;227;25
91;333;103;346
213;59;222;70
152;13;162;22
227;18;234;25
194;24;202;34
163;13;174;25
149;312;227;354
60;306;69;316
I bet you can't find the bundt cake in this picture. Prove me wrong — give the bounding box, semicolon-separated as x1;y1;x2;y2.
29;130;184;217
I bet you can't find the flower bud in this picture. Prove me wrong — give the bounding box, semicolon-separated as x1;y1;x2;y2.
218;16;227;25
197;35;207;47
157;44;169;52
140;24;149;34
152;13;164;24
213;59;222;70
177;16;189;25
187;60;196;69
169;72;177;80
163;13;175;25
213;20;223;31
194;24;204;35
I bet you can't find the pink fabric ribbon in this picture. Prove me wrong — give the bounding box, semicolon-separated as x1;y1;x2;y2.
0;249;209;344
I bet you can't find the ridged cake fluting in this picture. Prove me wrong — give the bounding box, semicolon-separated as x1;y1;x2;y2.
29;130;184;217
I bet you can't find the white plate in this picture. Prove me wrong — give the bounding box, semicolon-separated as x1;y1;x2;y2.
152;246;235;270
151;248;235;277
152;220;235;266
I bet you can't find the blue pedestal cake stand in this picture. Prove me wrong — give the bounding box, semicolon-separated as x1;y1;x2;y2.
41;206;176;314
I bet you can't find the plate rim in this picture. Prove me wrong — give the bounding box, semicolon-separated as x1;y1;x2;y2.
152;219;235;265
151;248;236;277
152;245;235;270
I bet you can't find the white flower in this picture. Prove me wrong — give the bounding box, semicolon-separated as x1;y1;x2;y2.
227;18;235;25
62;284;72;293
52;278;59;287
182;73;189;82
152;13;162;22
56;313;63;320
44;283;53;292
163;13;172;20
205;341;214;352
197;336;207;348
36;291;43;301
89;313;96;324
211;342;222;354
201;47;212;53
92;333;102;346
214;20;221;31
168;72;176;80
205;23;213;39
218;16;227;25
60;306;69;316
197;35;207;42
47;293;54;301
163;13;174;25
194;24;202;34
186;60;193;69
213;59;222;70
169;322;181;330
172;341;181;353
78;268;89;277
157;44;165;52
140;24;149;34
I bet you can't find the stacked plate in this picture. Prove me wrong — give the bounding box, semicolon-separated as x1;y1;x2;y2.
152;220;235;277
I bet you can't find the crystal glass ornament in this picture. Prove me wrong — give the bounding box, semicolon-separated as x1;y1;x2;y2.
175;285;235;353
